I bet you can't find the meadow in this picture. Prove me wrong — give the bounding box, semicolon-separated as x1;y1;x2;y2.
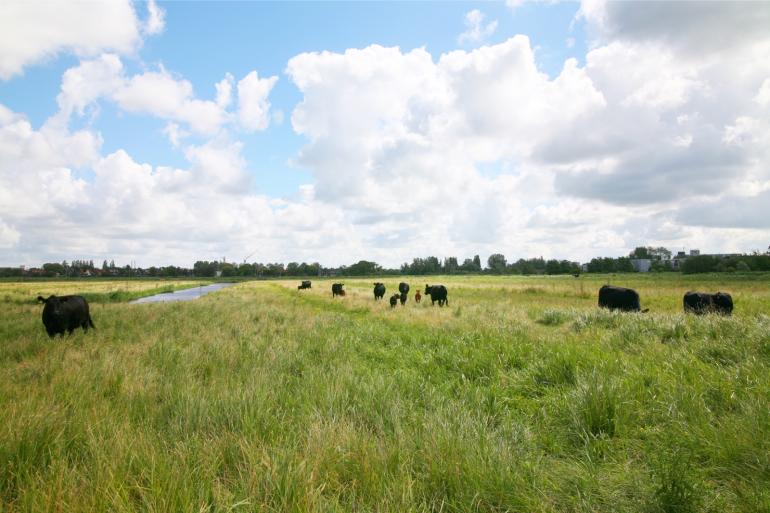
1;274;769;512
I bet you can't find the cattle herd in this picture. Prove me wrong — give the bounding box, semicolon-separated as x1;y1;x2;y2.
35;281;734;338
598;284;733;315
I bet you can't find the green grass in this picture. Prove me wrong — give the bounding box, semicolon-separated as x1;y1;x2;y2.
1;275;769;512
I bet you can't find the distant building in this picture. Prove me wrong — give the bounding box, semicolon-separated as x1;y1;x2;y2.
630;259;652;272
671;249;700;270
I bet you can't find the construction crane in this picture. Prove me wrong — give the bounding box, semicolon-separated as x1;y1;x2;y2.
243;250;258;264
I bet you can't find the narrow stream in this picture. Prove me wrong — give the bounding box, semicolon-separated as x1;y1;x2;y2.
130;283;236;304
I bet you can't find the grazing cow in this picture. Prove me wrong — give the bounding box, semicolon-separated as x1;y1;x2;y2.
373;282;386;300
298;280;312;290
683;291;733;315
424;284;449;307
37;295;95;337
597;285;647;312
415;290;422;303
332;283;345;297
389;294;399;308
399;282;409;305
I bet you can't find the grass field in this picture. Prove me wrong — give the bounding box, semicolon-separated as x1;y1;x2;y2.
1;274;769;512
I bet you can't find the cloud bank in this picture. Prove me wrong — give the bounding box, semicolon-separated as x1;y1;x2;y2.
1;1;769;267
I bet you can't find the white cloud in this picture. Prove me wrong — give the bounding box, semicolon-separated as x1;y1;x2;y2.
115;67;228;135
3;1;770;266
579;0;770;56
162;122;188;147
0;0;152;80
54;57;282;137
56;54;125;118
0;102;365;266
216;73;234;108
144;0;166;35
458;10;498;45
0;219;21;249
237;71;279;132
756;78;770;107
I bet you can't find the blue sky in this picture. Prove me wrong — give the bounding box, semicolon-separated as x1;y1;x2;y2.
1;1;769;266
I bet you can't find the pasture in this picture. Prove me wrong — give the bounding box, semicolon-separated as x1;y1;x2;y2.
1;274;769;512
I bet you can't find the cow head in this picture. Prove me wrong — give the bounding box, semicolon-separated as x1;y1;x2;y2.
38;295;63;315
425;285;432;294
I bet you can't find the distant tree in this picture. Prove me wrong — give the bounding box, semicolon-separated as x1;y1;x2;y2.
650;247;672;260
347;260;382;275
545;259;561;275
42;262;65;276
681;255;719;274
193;261;218;277
651;259;673;272
487;253;507;274
629;247;651;259
736;261;751;272
443;257;459;274
473;255;481;270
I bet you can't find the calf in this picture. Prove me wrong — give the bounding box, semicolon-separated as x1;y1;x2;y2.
298;280;312;290
389;294;399;308
37;295;95;337
332;283;345;297
415;290;422;303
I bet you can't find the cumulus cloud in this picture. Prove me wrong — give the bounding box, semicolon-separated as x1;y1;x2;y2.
216;73;234;108
0;0;154;80
676;189;770;229
144;0;166;35
283;4;770;262
237;71;279;132
54;56;282;137
3;1;770;266
458;10;498;45
579;0;770;56
0;102;366;266
115;67;228;135
0;219;21;249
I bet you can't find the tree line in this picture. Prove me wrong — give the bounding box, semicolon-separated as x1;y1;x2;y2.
2;247;769;278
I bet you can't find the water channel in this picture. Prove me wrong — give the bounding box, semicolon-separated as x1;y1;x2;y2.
130;283;235;304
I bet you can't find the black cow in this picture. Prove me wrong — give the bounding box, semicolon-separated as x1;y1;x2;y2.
398;282;409;306
373;282;386;300
37;295;95;337
298;280;312;290
332;283;345;297
389;294;399;308
424;284;449;307
597;285;647;312
683;291;733;315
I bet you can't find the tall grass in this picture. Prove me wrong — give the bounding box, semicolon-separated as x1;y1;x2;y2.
0;275;769;511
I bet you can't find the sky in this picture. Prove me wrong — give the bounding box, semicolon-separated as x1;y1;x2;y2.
1;1;769;268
